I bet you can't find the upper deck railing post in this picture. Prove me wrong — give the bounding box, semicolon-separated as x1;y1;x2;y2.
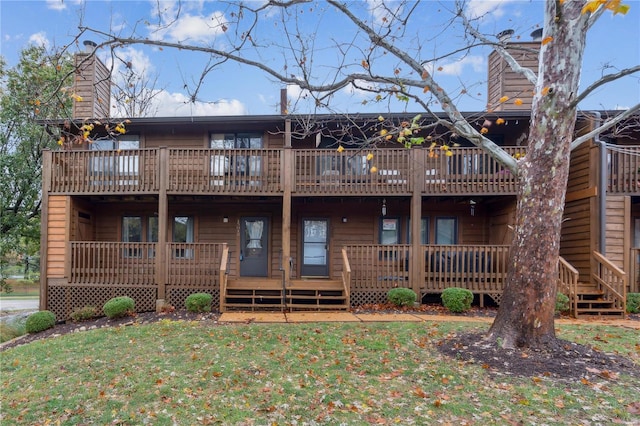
156;147;168;308
282;119;293;286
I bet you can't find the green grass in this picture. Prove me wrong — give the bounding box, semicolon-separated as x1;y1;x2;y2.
1;320;638;425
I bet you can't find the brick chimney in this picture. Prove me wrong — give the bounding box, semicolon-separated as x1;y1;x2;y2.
487;29;541;111
72;40;111;119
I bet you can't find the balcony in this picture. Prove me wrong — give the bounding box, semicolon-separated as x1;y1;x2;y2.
47;147;523;196
607;145;640;194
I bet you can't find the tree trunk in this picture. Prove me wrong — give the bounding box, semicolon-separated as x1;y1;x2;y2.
487;1;589;349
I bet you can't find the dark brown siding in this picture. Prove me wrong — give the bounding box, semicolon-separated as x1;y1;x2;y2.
487;42;539;111
72;53;111;119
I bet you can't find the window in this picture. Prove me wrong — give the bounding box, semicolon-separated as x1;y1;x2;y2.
173;216;194;259
210;133;263;178
435;217;458;244
122;215;157;258
408;218;430;244
122;216;142;257
90;135;140;182
380;218;400;245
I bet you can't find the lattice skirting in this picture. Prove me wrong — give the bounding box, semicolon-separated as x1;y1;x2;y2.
350;291;389;307
167;287;220;311
47;285;157;321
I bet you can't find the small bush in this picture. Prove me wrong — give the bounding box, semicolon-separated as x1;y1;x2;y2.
103;296;135;319
627;293;640;314
69;306;98;322
387;288;417;307
25;310;56;333
186;293;213;313
555;293;570;313
441;288;473;313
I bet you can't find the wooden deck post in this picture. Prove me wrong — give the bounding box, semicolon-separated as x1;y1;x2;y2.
410;149;425;300
39;150;52;311
156;147;168;310
282;119;293;287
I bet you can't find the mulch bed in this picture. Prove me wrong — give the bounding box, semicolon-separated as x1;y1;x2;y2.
2;305;639;382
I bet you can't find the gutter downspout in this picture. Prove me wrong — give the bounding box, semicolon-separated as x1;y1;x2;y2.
593;111;607;256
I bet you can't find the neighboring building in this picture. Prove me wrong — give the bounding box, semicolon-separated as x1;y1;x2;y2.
39;39;637;320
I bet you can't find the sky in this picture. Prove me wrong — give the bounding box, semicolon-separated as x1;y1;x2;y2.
1;0;639;118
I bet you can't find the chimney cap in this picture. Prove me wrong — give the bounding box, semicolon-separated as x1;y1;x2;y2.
83;40;97;52
497;29;514;42
530;28;543;41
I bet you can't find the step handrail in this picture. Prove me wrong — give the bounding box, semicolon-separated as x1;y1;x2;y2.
557;256;579;316
592;251;627;313
219;244;229;312
341;247;351;307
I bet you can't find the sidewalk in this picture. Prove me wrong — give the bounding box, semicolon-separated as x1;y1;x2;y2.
219;311;640;329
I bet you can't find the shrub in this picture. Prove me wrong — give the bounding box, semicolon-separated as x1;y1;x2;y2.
69;306;98;322
186;292;213;313
25;310;56;333
441;288;473;313
627;293;640;314
103;296;135;319
387;288;417;307
555;293;570;314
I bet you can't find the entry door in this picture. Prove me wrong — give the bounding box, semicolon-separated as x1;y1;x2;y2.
301;219;329;277
240;217;269;277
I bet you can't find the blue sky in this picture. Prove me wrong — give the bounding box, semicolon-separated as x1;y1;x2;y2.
1;0;639;117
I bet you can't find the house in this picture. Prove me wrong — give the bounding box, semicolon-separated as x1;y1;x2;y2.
39;38;637;320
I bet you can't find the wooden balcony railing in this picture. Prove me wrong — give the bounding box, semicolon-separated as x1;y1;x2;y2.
558;255;579;314
417;147;522;194
51;149;159;193
421;245;510;293
294;149;412;195
48;147;522;196
166;242;225;287
345;244;412;294
344;244;510;296
168;148;282;194
69;241;225;288
592;251;627;313
607;146;640;194
69;242;157;285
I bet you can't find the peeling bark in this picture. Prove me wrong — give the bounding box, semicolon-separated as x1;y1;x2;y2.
487;1;589;348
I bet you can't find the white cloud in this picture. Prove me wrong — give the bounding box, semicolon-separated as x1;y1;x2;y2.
366;0;404;25
45;0;66;10
146;1;228;44
424;55;485;76
28;32;50;50
465;0;516;20
342;79;379;98
152;91;247;116
104;47;155;81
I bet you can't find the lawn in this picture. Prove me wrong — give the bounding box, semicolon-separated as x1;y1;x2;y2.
1;320;639;425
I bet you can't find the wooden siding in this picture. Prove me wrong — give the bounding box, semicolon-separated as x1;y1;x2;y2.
604;196;628;271
487;198;516;245
46;196;69;278
561;198;593;278
72;52;111;119
487;43;539;111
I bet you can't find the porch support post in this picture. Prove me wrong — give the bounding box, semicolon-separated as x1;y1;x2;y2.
39;150;52;311
282;119;293;286
410;148;424;301
156;147;168;309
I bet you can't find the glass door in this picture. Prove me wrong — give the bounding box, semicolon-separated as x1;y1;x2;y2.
301;219;329;277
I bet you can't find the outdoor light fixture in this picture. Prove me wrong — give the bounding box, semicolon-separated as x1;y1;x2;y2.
223;216;229;223
470;199;476;216
342;217;348;223
382;199;387;216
